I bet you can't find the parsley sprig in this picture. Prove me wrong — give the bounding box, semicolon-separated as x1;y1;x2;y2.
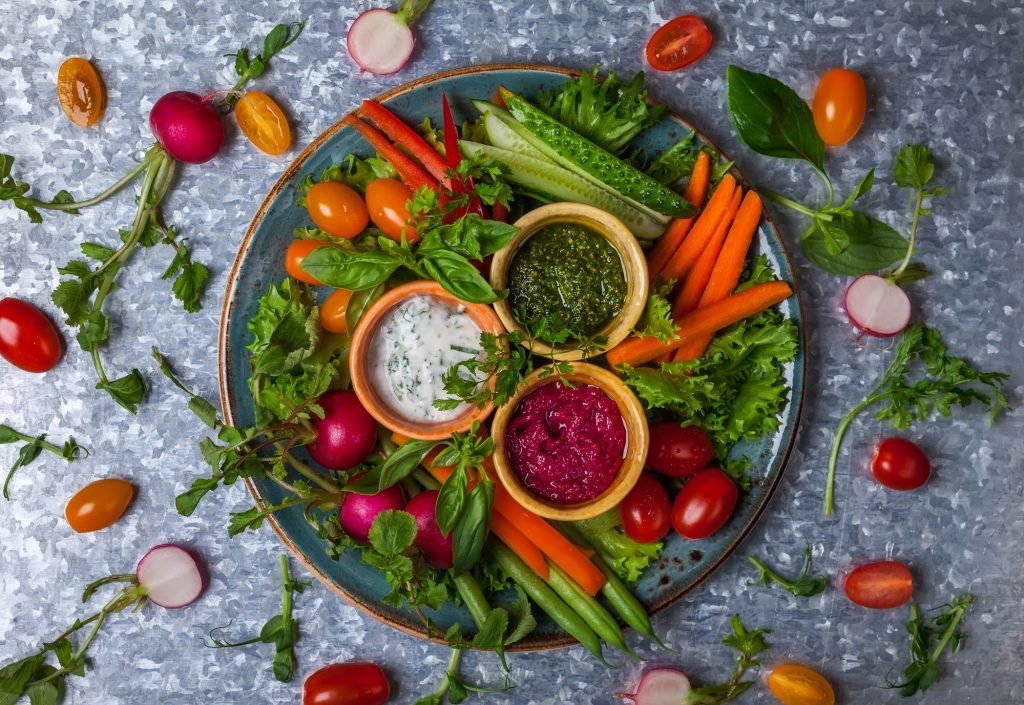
1;424;85;500
825;323;1009;515
886;595;973;696
206;555;309;682
747;546;827;598
686;615;770;704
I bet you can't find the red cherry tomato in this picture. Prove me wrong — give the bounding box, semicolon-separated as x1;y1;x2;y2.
364;178;418;243
812;68;867;147
671;468;738;540
645;16;712;72
843;560;913;609
306;181;369;239
871;438;930;491
303;662;390;705
620;473;671;544
0;297;63;372
286;239;336;285
647;422;715;478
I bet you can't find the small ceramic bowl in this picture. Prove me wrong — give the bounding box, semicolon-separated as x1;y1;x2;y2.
349;280;504;440
490;362;649;521
489;203;649;361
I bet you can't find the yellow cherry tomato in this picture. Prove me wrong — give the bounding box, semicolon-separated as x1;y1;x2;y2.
235;90;292;156
365;178;418;243
56;57;106;127
320;288;353;333
767;664;836;705
65;478;134;533
306;181;369;239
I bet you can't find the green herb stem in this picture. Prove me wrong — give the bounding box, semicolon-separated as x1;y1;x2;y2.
824;397;874;516
281;451;341;494
892;188;925;277
395;0;433;25
759;187;833;222
0;430;65;457
20;153;155;212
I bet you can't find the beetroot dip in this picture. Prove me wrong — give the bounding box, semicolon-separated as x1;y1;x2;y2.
504;381;627;504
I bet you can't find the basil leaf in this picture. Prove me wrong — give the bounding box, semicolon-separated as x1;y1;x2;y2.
97;368;147;414
435;465;468;536
345;282;386;333
894;144;935;188
803;212;908;275
0;425;19;444
378;440;439;491
421;250;499;303
726;65;825;172
299;245;400;290
451;480;493;575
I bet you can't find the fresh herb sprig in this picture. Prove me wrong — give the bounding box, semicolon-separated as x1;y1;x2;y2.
748;546;827;598
0;572;148;705
886;595;974;696
361;509;451;616
1;424;85;500
686;615;770;704
824;323;1008;515
887;144;946;282
206;555;309;682
224;20;306;109
432;426;495;576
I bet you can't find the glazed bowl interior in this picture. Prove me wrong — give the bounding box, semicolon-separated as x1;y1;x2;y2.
490;361;649;521
348;280;504;441
489;203;649;361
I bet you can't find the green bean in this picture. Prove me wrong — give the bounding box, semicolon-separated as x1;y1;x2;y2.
454;573;491;631
546;564;639;659
488;541;612;667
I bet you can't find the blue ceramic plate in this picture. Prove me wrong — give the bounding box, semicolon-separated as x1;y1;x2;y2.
218;64;805;650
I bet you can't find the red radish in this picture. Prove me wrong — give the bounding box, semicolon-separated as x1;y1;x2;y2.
149;91;226;164
307;390;379;470
347;0;434;75
624;668;691;705
340;486;405;543
844;274;911;337
135;544;206;608
404;490;453;569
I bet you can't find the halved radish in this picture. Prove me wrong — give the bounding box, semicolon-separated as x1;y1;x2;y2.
623;668;691;705
136;544;206;608
347;0;433;75
844;274;911;337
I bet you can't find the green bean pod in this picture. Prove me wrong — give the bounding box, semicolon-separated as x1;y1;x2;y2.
488;541;612;667
454;573;491;631
546;564;639;659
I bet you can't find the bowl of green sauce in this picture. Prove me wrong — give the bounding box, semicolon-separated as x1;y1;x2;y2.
490;202;649;360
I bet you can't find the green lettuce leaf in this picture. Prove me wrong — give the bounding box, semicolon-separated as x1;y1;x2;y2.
571;509;663;584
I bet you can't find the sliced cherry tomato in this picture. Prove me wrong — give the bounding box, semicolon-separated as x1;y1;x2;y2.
306;181;369;239
320;288;354;334
57;57;106;127
235;90;292;156
286;239;335;285
767;664;836;705
843;560;913;609
0;297;63;373
620;473;671;544
645;16;712;72
303;662;390;705
364;178;418;243
65;478;134;533
671;468;738;540
812;68;867;147
647;422;714;478
871;437;930;491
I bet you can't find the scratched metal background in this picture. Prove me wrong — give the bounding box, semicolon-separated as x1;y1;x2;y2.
0;1;1021;703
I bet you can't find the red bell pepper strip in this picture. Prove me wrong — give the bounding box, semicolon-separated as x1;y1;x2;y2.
441;93;487;220
342;115;438;192
357;100;450;185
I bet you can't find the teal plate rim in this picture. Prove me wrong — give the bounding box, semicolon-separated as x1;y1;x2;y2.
218;63;807;651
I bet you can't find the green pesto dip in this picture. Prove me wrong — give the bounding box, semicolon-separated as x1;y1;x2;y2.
508;222;627;341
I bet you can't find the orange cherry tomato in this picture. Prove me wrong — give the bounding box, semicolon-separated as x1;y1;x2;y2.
812;68;867;147
306;181;369;239
645;16;712;72
364;178;418;243
235;90;292;156
65;478;134;533
767;664;835;705
56;57;106;127
320;288;353;334
286;239;335;285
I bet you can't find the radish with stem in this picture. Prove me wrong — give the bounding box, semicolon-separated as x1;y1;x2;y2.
347;0;434;75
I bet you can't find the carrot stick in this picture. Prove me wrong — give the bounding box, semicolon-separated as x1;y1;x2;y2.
490;512;549;580
672;186;744;318
605;280;793;368
645;151;712;279
342;115;439;192
659;174;736;282
357;100;451;184
673;191;764;362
